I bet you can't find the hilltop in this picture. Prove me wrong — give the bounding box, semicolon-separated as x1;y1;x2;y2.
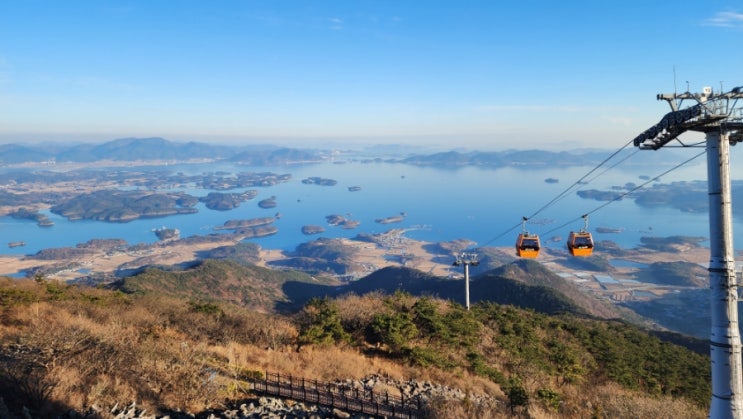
0;272;709;418
113;259;340;313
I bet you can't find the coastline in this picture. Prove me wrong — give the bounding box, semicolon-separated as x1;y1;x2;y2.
0;228;710;283
0;229;457;281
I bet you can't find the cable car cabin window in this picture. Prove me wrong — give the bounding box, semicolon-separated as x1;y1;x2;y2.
520;238;540;250
572;235;593;248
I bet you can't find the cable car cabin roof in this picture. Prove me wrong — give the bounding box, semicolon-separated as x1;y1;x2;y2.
567;231;594;257
516;233;541;258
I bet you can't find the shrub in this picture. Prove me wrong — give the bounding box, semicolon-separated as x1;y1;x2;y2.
188;300;224;318
369;311;418;353
536;387;561;411
297;297;350;346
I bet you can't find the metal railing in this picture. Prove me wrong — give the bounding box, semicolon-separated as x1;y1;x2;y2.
249;371;421;419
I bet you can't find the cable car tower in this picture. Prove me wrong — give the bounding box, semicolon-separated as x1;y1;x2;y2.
634;85;743;419
453;252;479;310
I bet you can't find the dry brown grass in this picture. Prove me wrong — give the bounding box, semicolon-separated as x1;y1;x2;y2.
0;278;709;418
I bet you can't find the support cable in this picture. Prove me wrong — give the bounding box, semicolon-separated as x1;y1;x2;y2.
476;139;636;248
541;150;707;237
582;148;641;185
524;139;636;220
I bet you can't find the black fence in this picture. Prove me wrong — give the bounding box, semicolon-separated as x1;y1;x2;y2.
250;371;421;419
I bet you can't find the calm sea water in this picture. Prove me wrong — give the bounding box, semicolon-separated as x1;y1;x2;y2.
0;155;739;257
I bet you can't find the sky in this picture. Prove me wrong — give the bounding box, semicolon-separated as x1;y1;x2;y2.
1;1;742;150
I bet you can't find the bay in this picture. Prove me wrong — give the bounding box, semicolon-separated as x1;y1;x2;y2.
0;156;734;258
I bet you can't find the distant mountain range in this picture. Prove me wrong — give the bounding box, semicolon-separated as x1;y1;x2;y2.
0;137;325;165
0;137;693;167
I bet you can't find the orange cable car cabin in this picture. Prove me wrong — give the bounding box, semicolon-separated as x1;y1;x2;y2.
567;231;594;257
567;214;594;257
515;233;541;258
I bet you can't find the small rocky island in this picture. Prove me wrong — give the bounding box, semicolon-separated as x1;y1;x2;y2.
348;186;362;192
326;214;346;226
325;214;360;229
153;227;180;241
375;212;406;224
301;225;325;235
596;226;623;233
258;196;278;209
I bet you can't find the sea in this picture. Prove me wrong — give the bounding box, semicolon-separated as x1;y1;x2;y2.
1;151;741;260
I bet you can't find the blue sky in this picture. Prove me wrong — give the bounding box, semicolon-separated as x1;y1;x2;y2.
1;1;742;150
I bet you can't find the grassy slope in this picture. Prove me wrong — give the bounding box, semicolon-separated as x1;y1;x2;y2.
0;269;709;418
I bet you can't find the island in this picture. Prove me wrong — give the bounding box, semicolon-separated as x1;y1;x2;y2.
326;214;346;226
258;196;277;209
8;241;26;248
348;186;362;192
234;225;278;238
301;177;338;186
214;217;276;231
153;227;180;241
596;226;623;233
545;178;559;184
576;189;623;201
200;191;256;211
197;172;291;189
325;214;360;229
339;220;360;229
577;180;726;216
50;190;199;222
302;225;326;235
375;214;405;224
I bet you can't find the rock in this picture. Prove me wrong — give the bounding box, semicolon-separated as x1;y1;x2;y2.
332;408;351;418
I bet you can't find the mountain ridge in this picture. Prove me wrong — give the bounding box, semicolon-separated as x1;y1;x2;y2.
0;137;693;167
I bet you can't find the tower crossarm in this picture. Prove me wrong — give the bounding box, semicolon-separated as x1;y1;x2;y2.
634;86;743;150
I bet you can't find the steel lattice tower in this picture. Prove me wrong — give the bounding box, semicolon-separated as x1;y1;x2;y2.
634;85;743;418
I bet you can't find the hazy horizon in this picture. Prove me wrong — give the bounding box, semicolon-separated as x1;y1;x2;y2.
0;132;609;153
